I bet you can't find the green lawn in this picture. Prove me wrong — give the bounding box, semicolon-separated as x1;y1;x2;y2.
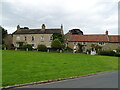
2;50;118;87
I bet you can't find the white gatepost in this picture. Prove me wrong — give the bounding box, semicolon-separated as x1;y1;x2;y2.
90;48;96;55
26;48;28;51
60;50;62;53
47;49;49;52
4;47;6;50
73;45;77;53
15;48;17;51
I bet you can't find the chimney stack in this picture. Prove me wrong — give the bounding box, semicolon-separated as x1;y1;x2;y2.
41;24;45;30
17;25;20;30
106;30;108;35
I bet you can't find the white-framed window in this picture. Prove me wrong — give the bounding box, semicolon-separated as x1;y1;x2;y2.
41;36;44;41
25;36;27;41
49;36;53;41
98;42;105;46
82;42;87;45
15;43;19;47
47;46;51;48
32;44;34;47
16;36;20;40
73;42;78;45
32;36;35;41
82;46;86;52
32;44;35;48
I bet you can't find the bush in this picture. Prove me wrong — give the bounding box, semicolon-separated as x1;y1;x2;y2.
86;49;91;54
116;49;120;53
78;43;83;53
21;44;32;50
2;44;7;50
51;39;62;50
98;50;116;56
9;44;15;50
114;52;120;57
37;44;47;51
64;47;73;52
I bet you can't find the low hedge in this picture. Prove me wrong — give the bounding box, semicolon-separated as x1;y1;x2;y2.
98;50;120;57
64;47;73;51
19;44;33;50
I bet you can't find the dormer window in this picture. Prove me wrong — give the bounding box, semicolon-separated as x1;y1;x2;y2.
49;36;53;41
98;42;105;46
25;36;27;41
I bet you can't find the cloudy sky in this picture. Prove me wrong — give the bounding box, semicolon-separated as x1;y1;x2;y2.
1;0;119;34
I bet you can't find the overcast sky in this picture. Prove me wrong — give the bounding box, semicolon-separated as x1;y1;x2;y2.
1;0;119;34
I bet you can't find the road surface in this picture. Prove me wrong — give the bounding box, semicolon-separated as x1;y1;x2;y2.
15;70;118;88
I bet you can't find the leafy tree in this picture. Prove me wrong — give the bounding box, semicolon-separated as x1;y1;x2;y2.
78;43;84;53
51;39;62;50
52;33;64;43
37;44;47;51
1;26;8;38
91;44;102;53
0;26;8;44
16;42;24;47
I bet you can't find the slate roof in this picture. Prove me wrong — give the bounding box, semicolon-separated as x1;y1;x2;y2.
13;28;62;34
69;34;120;42
69;29;83;35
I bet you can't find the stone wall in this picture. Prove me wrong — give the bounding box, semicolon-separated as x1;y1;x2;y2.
4;34;13;47
13;34;53;48
67;41;120;51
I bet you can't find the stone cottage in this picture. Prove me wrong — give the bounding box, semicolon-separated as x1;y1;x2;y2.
12;24;63;48
65;30;120;53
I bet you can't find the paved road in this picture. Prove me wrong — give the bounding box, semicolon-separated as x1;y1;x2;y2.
16;70;118;88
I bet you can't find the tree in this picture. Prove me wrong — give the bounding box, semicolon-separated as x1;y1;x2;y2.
52;33;64;43
78;43;84;53
91;44;102;53
0;26;8;44
51;39;62;50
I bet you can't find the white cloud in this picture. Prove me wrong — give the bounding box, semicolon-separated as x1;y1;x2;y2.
1;0;119;35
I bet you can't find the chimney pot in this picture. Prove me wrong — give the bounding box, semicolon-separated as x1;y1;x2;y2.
41;24;45;30
106;30;108;35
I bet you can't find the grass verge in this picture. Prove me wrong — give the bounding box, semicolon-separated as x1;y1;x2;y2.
2;50;118;87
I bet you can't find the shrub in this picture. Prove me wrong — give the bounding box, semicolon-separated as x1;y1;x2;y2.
51;39;62;50
78;43;83;53
114;52;120;57
86;49;91;54
98;50;116;56
2;44;7;50
9;44;15;50
37;44;47;51
21;44;32;50
91;44;102;53
116;49;120;53
64;47;73;51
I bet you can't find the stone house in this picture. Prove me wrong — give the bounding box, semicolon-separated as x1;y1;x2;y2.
65;30;120;52
12;24;63;48
4;34;13;48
